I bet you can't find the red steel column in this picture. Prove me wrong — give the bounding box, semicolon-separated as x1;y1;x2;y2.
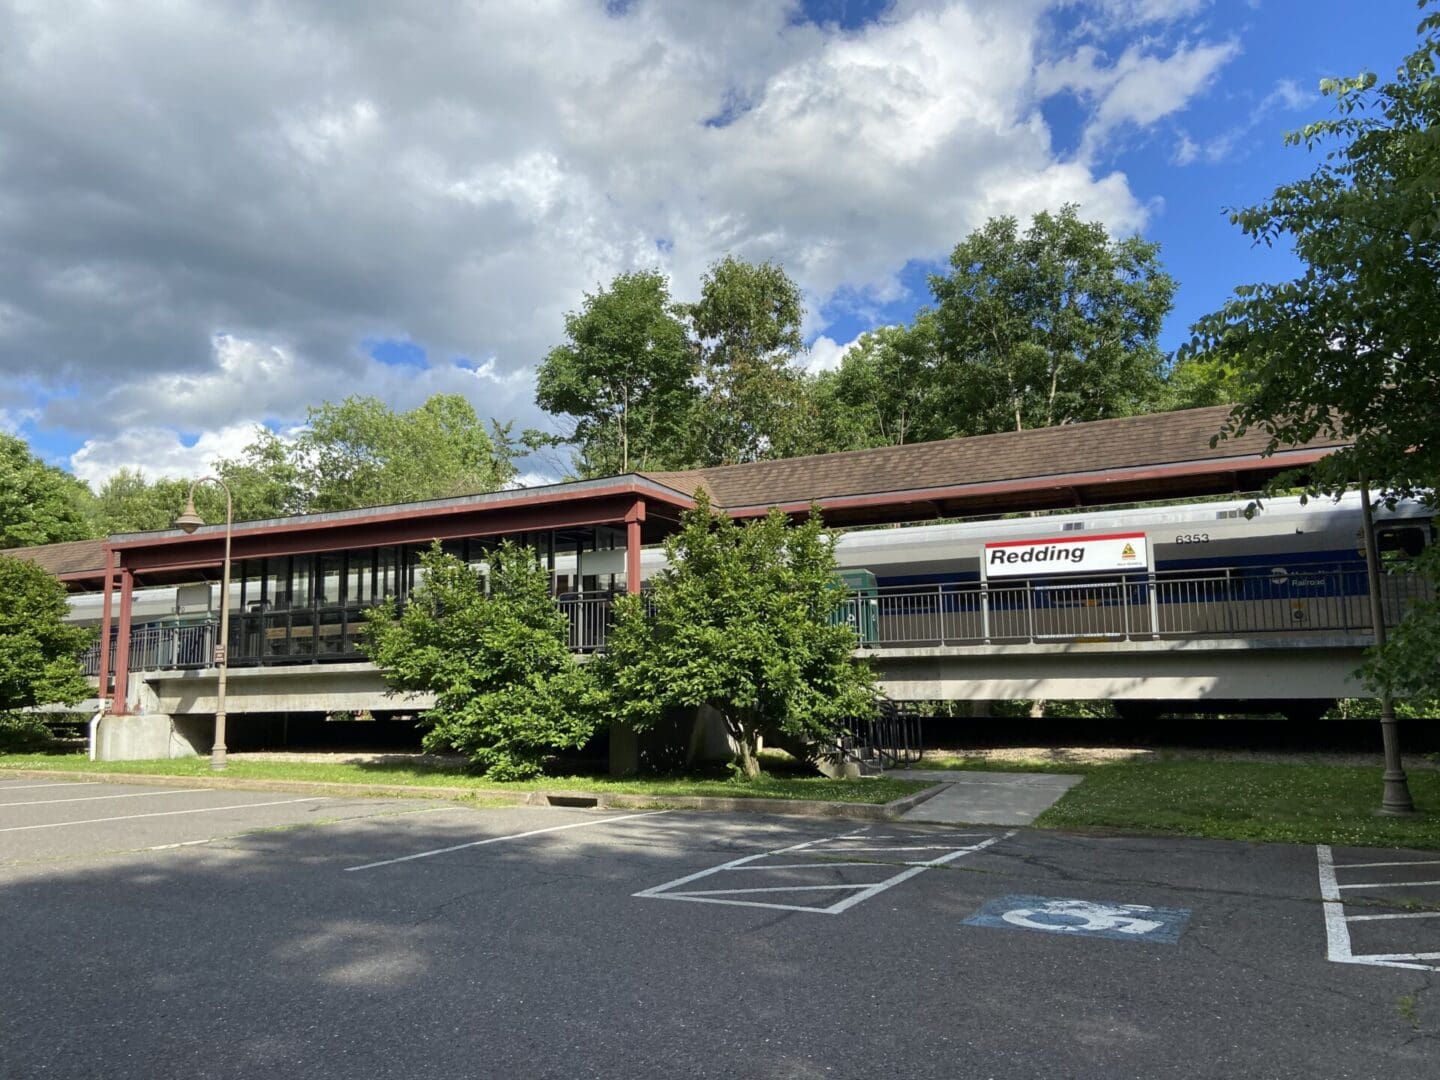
112;567;134;715
624;499;645;595
96;547;115;704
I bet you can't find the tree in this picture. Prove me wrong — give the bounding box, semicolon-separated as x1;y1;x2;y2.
296;394;514;511
684;255;811;465
599;493;876;780
213;427;305;520
360;541;598;779
89;449;293;535
0;433;94;547
930;205;1175;434
809;313;948;451
89;470;203;535
535;270;696;477
0;554;92;715
1181;3;1440;701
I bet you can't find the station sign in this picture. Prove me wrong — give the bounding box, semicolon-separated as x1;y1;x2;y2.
983;531;1148;579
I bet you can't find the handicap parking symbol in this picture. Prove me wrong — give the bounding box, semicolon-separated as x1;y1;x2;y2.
964;895;1191;944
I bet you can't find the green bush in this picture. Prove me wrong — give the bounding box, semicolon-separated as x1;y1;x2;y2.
361;541;600;779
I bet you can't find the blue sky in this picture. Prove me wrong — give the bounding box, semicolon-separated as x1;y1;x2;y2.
0;0;1427;482
809;1;1424;355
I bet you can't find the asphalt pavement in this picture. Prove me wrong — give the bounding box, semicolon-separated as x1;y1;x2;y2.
1;776;1436;1079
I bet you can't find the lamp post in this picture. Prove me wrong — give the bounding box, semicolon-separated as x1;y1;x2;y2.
174;476;233;772
1358;476;1415;815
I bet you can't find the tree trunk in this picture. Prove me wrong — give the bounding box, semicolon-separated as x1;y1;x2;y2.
724;711;761;780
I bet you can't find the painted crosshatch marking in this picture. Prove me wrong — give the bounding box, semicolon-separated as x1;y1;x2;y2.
635;827;1015;915
963;895;1192;944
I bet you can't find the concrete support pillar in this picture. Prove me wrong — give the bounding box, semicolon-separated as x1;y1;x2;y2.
112;567;134;715
97;547;115;705
624;498;645;595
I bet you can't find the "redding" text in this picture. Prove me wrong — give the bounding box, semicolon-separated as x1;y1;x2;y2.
988;545;1086;567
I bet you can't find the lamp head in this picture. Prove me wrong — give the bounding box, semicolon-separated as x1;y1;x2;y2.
174;496;205;534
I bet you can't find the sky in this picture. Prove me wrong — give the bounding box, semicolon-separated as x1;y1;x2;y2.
0;0;1425;487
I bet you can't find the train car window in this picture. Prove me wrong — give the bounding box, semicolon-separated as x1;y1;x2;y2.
1378;526;1427;558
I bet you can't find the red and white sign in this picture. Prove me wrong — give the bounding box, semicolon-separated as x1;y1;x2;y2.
983;532;1149;579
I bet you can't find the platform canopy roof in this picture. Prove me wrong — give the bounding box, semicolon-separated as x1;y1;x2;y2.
3;405;1349;589
0;538;108;581
641;405;1348;526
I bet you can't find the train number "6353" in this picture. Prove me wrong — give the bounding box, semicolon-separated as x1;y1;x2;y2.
1174;533;1211;544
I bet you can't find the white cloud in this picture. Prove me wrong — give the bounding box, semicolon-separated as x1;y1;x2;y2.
1039;38;1240;162
1260;77;1314;113
1087;0;1211;24
1172;76;1319;167
0;1;1237;471
805;333;863;373
70;423;260;487
0;406;37;434
62;332;538;484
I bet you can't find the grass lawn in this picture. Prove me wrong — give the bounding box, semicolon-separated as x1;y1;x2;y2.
1033;759;1440;849
0;751;932;806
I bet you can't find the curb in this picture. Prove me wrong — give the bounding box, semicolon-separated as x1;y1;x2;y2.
0;768;950;822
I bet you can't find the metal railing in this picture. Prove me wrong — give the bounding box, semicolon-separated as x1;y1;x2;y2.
855;565;1431;648
86;565;1433;674
558;592;616;653
81;622;216;676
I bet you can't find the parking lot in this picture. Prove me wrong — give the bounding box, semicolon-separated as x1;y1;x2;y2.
1;776;1436;1079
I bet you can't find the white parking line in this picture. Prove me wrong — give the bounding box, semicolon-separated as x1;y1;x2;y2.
1316;844;1440;972
0;782;104;791
636;827;1015;915
344;810;671;872
1337;879;1440;890
0;789;214;808
0;798;327;834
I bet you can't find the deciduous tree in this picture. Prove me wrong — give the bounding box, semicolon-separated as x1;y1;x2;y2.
809;313;947;450
684;256;811;465
361;541;598;779
930;205;1174;434
535;270;696;477
296;394;514;511
0;554;92;714
0;433;94;547
600;493;875;780
1181;2;1440;700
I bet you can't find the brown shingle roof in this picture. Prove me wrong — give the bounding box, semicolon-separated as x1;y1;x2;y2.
642;406;1346;510
0;538;107;578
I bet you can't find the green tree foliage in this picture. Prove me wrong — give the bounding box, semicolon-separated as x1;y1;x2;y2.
535;270;697;477
809;313;947;450
684;255;812;465
0;554;92;714
600;493;876;780
0;433;94;547
360;541;598;779
929;204;1175;434
295;394;514;511
1181;4;1440;698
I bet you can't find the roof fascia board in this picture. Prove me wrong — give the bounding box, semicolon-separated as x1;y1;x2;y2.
115;501;651;576
110;476;693;551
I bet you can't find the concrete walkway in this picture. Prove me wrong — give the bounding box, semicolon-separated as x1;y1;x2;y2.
888;769;1084;826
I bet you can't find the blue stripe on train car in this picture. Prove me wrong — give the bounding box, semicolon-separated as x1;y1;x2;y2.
873;548;1371;605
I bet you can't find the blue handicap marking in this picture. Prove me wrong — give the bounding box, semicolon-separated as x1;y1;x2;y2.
964;894;1191;944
